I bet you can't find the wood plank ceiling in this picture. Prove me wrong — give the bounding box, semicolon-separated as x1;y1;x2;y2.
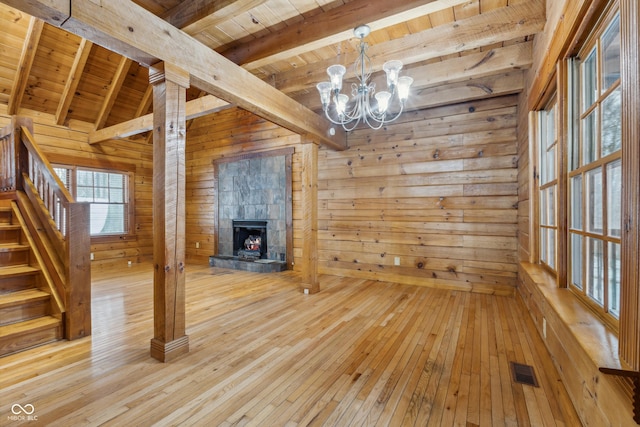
0;0;543;139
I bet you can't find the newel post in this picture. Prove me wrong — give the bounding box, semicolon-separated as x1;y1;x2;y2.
149;61;190;362
65;202;91;339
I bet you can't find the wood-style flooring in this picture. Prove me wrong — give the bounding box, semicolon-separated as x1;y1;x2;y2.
0;263;581;426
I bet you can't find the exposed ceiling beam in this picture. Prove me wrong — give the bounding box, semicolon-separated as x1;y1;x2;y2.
294;41;533;111
274;1;544;95
134;85;153;118
8;17;44;115
94;57;131;130
88;94;231;144
163;0;266;32
56;38;92;126
0;0;346;150
223;0;469;70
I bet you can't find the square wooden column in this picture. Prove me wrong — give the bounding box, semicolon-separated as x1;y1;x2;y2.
149;62;190;362
300;140;319;293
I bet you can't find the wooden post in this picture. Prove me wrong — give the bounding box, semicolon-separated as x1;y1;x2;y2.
149;62;190;362
65;202;91;339
300;140;319;294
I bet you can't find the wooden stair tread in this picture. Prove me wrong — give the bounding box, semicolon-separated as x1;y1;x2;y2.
0;316;61;337
0;265;40;278
0;289;50;308
0;243;29;252
0;224;20;230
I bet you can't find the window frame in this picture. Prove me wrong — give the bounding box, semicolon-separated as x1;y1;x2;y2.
532;3;622;331
566;6;622;328
53;163;135;242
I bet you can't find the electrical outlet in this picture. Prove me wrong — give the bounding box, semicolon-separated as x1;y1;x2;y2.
195;241;200;249
304;288;309;295
90;253;94;261
394;256;400;266
127;260;132;267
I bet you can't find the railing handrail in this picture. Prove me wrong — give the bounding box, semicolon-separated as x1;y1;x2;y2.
20;125;75;206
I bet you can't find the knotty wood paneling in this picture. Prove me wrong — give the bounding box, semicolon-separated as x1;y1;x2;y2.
318;96;519;295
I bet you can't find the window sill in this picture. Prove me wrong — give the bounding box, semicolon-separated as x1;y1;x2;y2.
519;261;623;370
90;234;137;244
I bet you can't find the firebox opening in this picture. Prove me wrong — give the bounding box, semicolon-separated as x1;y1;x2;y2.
233;220;268;260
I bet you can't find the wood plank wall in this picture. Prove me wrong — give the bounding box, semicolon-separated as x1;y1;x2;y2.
318;95;519;295
0;115;154;270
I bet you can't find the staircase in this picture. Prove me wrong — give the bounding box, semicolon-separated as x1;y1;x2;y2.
0;202;62;356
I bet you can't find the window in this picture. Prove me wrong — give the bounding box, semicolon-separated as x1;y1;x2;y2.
54;166;133;238
537;100;558;271
568;11;621;320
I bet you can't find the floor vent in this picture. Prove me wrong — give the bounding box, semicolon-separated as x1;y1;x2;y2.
510;362;539;387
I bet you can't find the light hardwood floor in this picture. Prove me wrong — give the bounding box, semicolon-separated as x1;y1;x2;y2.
0;263;581;426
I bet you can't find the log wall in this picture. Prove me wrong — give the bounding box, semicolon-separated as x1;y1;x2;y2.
318;96;519;295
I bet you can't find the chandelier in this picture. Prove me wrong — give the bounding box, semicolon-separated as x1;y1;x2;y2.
316;24;413;131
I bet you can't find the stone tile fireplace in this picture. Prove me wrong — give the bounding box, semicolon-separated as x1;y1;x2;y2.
210;148;293;272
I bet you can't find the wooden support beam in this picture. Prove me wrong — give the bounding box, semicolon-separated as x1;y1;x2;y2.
0;0;346;151
222;0;469;70
88;94;231;143
8;17;44;115
56;38;92;126
163;0;266;34
94;56;131;130
149;62;189;362
300;140;319;294
274;1;544;95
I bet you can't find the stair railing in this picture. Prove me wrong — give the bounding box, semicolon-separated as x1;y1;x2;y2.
1;117;91;340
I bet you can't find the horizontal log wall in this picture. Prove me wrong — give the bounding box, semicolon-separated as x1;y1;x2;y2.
318;95;519;295
0;114;153;270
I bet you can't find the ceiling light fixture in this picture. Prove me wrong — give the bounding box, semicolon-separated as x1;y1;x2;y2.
317;24;413;131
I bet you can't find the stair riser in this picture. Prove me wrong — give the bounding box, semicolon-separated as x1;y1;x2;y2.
0;274;37;293
0;324;62;357
0;249;29;266
0;300;51;326
0;228;20;244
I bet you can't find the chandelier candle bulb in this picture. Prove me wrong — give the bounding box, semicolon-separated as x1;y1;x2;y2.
315;24;412;131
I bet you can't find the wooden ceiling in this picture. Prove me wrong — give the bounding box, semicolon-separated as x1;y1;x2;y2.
0;0;544;140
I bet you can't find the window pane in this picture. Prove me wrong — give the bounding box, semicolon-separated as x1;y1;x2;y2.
601;14;620;91
586;168;603;234
544;147;556;183
109;173;124;188
607;159;621;238
608;241;620;318
601;88;621;156
54;168;70;188
77;170;93;186
582;49;597;111
540;187;547;226
77;186;94;202
586;237;604;305
540;226;547;264
547;185;555;226
582;110;597;165
90;203;125;235
571;175;583;230
571;233;583;289
110;188;124;203
548;228;556;269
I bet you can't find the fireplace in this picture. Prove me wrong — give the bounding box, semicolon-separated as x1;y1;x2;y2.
233;220;268;259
